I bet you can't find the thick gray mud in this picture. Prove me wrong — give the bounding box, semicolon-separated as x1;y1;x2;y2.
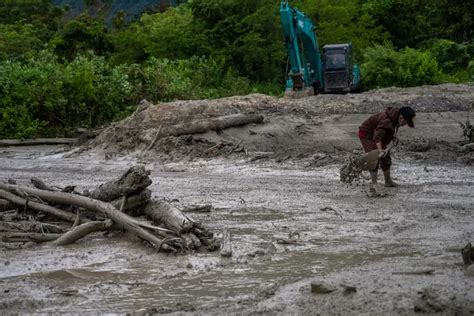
1;84;474;313
1;143;473;314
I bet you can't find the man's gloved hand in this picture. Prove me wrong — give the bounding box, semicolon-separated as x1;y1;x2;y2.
378;149;388;158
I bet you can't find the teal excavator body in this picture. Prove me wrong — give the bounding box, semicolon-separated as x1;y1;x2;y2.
280;1;360;95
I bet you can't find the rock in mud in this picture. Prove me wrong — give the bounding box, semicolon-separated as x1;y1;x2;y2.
340;283;357;295
461;242;473;265
310;281;337;294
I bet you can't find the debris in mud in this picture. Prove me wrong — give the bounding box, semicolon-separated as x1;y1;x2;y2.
340;283;357;295
339;150;368;184
276;230;302;245
59;288;79;296
181;204;212;213
461;242;474;265
0;166;218;253
220;229;232;257
392;269;435;275
413;288;447;313
247;242;277;257
310;281;337;294
459;114;473;143
407;137;433;152
319;206;343;218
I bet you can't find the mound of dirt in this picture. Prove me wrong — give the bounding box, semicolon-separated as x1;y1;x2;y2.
83;83;474;163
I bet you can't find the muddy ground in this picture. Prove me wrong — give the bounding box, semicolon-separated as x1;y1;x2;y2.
1;83;473;314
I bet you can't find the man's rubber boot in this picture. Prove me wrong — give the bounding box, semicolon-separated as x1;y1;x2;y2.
383;169;398;187
369;171;380;197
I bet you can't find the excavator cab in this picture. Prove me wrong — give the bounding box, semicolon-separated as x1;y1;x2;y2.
323;44;359;93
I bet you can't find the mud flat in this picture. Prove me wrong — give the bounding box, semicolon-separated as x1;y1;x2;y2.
1;83;473;314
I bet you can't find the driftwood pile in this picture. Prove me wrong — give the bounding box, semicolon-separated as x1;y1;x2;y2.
0;165;219;253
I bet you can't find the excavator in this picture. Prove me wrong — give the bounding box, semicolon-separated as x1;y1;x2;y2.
280;1;360;96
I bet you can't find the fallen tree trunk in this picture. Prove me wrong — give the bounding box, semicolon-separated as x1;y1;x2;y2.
151;114;264;141
183;232;201;249
0;189;78;223
87;165;152;202
0;220;64;234
0;138;76;147
181;204;212;213
1;232;60;243
0;184;175;252
53;220;113;246
143;199;194;234
110;189;151;216
0;199;14;211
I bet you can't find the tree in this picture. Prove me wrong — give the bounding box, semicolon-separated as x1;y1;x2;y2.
0;23;42;60
189;0;286;82
288;0;388;61
50;15;113;61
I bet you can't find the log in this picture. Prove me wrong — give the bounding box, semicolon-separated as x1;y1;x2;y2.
0;199;14;211
111;189;151;216
30;177;56;191
392;269;436;275
76;128;103;138
0;189;78;223
181;204;212;213
1;232;60;243
220;229;232;257
143;199;194;233
153;114;264;141
183;232;201;249
0;220;64;234
145;125;163;152
0;184;174;252
88;165;152;202
0;138;76;147
53;220;113;246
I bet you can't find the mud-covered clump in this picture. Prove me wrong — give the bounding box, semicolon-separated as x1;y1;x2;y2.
339;151;368;184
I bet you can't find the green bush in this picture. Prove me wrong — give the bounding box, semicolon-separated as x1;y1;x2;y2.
0;51;135;138
361;44;442;90
425;39;471;74
0;51;259;138
0;23;43;61
137;56;252;102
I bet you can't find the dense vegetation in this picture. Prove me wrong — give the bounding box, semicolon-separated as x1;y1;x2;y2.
0;0;473;138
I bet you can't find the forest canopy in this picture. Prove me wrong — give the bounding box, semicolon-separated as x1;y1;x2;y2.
0;0;473;138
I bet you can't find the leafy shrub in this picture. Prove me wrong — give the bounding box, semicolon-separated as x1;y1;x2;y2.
0;51;258;138
425;39;471;74
0;50;135;137
137;56;252;102
361;44;441;90
0;23;43;61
